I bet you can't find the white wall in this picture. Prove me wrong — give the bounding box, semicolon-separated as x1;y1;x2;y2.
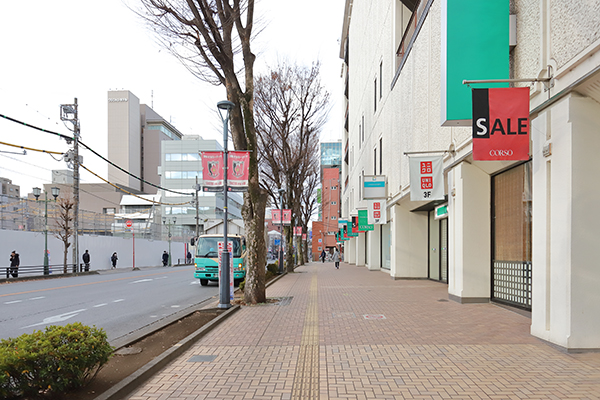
0;230;186;270
366;227;381;270
390;204;428;279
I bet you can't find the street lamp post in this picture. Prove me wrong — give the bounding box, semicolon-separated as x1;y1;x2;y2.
217;100;235;309
278;188;285;274
33;186;60;275
162;216;176;267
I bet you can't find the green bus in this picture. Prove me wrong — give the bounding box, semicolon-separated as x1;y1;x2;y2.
194;234;246;286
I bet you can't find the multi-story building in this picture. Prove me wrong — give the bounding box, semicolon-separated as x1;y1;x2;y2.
107;90;182;193
311;167;340;260
1;177;20;198
340;0;600;350
159;135;243;236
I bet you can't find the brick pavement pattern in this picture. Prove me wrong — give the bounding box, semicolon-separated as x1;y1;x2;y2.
129;263;600;399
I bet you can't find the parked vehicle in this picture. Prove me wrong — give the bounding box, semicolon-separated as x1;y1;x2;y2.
194;234;246;286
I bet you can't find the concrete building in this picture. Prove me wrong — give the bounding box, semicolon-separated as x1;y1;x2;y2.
340;0;600;350
107;90;182;193
311;167;340;260
1;177;20;198
159;136;243;237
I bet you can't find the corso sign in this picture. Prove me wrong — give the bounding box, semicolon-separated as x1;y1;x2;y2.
472;87;530;161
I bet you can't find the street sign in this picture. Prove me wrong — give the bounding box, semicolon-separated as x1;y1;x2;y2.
126;220;132;228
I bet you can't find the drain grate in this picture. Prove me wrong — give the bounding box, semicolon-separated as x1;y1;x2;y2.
187;355;217;363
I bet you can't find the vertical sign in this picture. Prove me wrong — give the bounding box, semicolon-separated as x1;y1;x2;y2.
409;156;444;201
272;209;281;224
351;216;359;233
201;152;224;192
302;233;307;240
358;209;374;231
472;87;530;161
368;199;387;225
227;151;250;191
282;209;292;226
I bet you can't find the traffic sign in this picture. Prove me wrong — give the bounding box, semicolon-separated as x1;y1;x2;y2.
126;220;132;228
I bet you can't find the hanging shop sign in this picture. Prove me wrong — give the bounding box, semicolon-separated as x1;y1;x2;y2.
409;156;444;201
435;204;448;220
201;151;224;192
358;209;374;231
271;209;281;224
227;151;250;192
363;175;386;199
472;87;530;161
351;216;359;233
294;227;302;236
346;220;358;237
338;219;348;228
302;233;307;240
282;209;292;226
367;199;387;225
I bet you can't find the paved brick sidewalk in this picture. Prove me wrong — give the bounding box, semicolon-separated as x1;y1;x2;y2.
128;263;600;399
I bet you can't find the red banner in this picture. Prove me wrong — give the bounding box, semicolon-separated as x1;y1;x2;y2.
294;226;302;236
282;209;292;226
271;209;281;224
227;151;250;192
472;87;530;161
201;152;224;191
351;216;359;233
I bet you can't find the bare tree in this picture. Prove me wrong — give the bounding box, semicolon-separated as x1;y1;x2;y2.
138;0;268;303
255;61;329;271
54;197;74;274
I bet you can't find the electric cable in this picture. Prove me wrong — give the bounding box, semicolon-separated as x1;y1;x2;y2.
0;113;196;196
0;140;63;155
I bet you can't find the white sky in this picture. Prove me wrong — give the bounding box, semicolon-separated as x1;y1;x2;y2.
0;0;345;195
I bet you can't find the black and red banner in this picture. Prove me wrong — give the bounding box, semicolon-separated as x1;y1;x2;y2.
472;87;530;161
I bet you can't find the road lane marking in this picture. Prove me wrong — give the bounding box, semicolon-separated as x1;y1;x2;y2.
131;279;153;284
5;300;22;304
113;299;125;303
29;296;45;301
171;305;180;308
94;303;108;308
22;309;86;329
0;267;194;299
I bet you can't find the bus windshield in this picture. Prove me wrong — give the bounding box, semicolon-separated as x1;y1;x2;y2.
196;237;242;258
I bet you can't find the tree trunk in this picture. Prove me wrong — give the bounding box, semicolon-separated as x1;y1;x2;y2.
63;246;68;274
242;189;268;304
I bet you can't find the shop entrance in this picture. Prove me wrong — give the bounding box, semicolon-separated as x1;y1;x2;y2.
491;161;532;310
428;207;448;283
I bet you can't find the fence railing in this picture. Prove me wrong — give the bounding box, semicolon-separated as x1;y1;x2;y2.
3;263;84;279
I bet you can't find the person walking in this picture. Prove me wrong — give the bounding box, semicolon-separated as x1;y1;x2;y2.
332;247;340;269
9;250;19;278
162;251;169;267
187;250;192;264
320;249;326;263
111;252;118;269
82;250;91;272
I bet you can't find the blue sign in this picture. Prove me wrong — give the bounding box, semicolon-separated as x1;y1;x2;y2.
274;239;281;246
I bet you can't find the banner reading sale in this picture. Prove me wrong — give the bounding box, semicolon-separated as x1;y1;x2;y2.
472;87;530;161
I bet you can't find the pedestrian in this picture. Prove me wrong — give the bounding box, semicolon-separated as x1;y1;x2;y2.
82;249;90;272
320;249;326;263
187;250;192;264
111;252;118;269
333;247;340;269
162;251;169;267
9;250;19;278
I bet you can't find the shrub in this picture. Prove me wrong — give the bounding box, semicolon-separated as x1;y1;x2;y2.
0;322;113;398
266;263;279;276
239;279;245;291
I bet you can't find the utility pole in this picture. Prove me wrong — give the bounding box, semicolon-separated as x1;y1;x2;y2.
61;99;80;273
195;176;200;238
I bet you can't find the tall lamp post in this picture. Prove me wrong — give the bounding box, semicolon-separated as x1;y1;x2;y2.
33;186;60;275
217;100;235;309
162;216;176;267
278;188;285;274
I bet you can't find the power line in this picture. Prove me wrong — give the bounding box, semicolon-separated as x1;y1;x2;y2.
0;113;195;196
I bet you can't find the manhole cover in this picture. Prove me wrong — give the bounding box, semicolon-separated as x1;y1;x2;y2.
188;355;217;363
363;314;386;320
115;347;143;355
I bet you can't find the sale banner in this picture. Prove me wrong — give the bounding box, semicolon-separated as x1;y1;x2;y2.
201;152;224;192
227;151;250;192
472;87;530;161
409;156;444;201
368;199;387;225
282;209;292;226
271;209;281;224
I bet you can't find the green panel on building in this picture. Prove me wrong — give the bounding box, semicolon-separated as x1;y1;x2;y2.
358;209;374;231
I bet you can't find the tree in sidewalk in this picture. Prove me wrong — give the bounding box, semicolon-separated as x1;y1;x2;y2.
255;61;330;271
137;0;268;303
54;197;74;274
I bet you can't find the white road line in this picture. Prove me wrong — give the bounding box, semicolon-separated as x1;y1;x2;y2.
171;305;180;308
113;299;125;303
29;296;45;301
155;276;168;280
5;300;22;304
94;303;108;308
130;279;153;284
22;309;87;329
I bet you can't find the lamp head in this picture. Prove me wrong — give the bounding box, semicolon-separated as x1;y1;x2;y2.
217;100;235;111
32;187;41;200
51;186;60;200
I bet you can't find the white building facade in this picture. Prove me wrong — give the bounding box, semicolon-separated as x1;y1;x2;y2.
341;0;600;350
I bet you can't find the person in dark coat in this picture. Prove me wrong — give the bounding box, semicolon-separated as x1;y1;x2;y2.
82;250;91;271
320;250;326;263
162;251;169;267
187;251;192;264
111;252;118;269
9;250;19;278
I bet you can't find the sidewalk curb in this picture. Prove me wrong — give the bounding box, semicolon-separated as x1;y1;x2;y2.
93;304;240;400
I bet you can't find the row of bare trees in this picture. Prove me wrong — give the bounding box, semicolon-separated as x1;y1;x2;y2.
137;0;329;303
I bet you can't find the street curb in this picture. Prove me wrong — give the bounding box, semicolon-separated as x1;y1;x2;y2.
93;304;240;400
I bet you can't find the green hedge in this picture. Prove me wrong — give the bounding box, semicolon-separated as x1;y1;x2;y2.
0;322;113;398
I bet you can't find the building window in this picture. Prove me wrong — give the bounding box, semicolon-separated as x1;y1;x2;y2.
331;216;337;220
374;79;377;112
331;201;337;205
103;208;115;215
380;61;383;99
379;138;383;174
374;148;377;174
318;246;322;251
362;115;365;142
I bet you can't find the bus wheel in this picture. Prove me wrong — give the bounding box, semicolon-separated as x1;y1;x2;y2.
200;279;209;286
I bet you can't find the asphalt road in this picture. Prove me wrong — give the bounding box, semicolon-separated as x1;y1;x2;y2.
0;265;220;342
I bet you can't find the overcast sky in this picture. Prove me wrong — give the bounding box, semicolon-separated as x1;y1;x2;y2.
0;0;345;195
